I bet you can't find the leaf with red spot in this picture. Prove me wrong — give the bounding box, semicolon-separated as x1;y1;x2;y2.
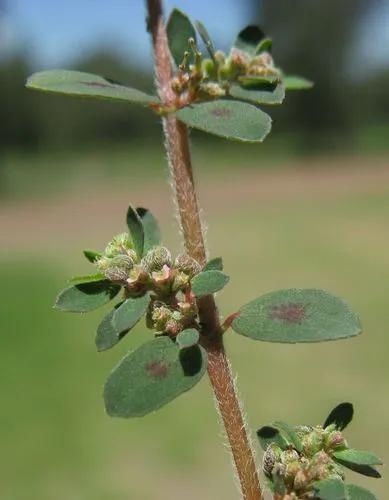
104;337;207;418
176;100;272;143
26;70;158;105
231;288;362;343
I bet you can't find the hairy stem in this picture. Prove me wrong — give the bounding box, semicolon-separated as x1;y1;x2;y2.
146;1;263;499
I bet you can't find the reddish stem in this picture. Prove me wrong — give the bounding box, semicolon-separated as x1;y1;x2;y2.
146;2;263;499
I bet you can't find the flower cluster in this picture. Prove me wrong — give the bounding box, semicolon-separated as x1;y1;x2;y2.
96;233;202;337
169;38;280;109
263;425;346;499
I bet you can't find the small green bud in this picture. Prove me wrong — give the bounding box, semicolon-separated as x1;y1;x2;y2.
172;271;190;292
200;82;226;97
281;449;300;465
325;430;346;450
104;233;135;259
229;48;250;72
302;428;324;457
97;254;134;282
174;254;201;278
141;246;172;273
202;58;216;79
151;303;172;332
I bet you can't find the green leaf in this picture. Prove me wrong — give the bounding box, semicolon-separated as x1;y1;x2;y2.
126;205;144;257
256;426;289;451
95;304;126;352
68;273;105;285
256;38;273;54
195;20;215;59
191;270;229;297
167;8;197;67
177;100;272;143
203;257;223;271
346;485;378;500
336;461;381;478
313;478;346;500
230;83;285;106
273;421;302;453
26;70;158;105
54;281;120;313
104;337;207;418
176;328;199;349
136;207;161;254
238;75;280;87
83;250;102;263
231;288;362;343
112;294;150;334
324;402;354;431
283;75;314;91
234;25;266;56
333;449;382;467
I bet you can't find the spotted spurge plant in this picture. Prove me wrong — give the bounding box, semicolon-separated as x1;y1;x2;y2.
26;2;382;499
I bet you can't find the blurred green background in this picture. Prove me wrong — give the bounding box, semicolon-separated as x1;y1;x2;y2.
1;1;388;499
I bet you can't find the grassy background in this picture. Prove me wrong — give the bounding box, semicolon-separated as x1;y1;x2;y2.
1;146;388;499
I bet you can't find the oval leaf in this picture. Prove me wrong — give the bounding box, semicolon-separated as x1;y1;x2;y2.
195;20;215;59
136;207;161;254
126;205;144;257
54;281;120;313
95;305;127;352
26;70;158;105
69;273;105;285
112;294;150;335
234;25;266;56
83;249;102;263
191;270;229;297
313;478;346;500
256;38;273;54
203;257;223;271
238;75;280;87
177;100;272;143
284;75;314;91
273;421;302;453
176;328;199;349
104;337;207;418
346;485;378;500
256;426;289;451
232;288;362;343
333;459;381;478
333;449;382;467
324;402;354;431
230;83;285;106
167;8;197;67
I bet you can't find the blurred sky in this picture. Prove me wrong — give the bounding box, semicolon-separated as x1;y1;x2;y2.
1;0;389;72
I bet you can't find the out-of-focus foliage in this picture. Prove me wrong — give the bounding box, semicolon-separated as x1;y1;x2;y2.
0;1;388;153
0;51;159;152
251;0;389;150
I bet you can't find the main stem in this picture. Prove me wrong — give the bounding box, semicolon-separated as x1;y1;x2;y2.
146;2;263;499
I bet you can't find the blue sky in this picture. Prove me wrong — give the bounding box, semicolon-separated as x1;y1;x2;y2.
2;0;389;73
3;0;253;68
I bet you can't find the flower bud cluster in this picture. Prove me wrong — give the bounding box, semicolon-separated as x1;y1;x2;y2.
96;236;202;337
168;38;281;110
263;425;347;498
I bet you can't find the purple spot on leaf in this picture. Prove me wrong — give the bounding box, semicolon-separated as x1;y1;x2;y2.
146;360;169;380
269;302;307;325
211;107;232;118
79;81;113;88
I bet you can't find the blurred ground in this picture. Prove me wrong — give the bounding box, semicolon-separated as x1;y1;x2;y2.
1;150;388;499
